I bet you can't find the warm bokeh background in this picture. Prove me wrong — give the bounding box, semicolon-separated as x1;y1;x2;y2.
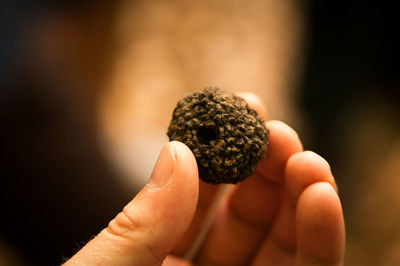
1;1;399;265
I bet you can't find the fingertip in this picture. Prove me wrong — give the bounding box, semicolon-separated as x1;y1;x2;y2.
298;182;340;216
285;151;337;204
236;92;268;120
167;140;199;196
169;140;199;183
302;150;331;170
296;182;345;265
256;120;303;183
266;120;303;153
170;140;196;159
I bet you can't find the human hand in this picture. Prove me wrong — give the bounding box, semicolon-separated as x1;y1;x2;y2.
64;93;345;266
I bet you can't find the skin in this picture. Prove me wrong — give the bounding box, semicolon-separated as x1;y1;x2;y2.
64;93;345;266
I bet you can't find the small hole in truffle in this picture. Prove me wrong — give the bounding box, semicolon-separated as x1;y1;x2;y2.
197;125;218;144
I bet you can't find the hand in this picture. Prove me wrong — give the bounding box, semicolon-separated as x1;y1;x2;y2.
64;93;345;266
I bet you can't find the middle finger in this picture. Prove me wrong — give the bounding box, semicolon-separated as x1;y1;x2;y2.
195;120;303;265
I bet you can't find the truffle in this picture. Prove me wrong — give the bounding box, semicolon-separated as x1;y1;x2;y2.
167;87;269;184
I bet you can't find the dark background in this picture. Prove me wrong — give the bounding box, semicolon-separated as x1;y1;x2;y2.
1;1;399;265
1;1;134;265
300;0;400;229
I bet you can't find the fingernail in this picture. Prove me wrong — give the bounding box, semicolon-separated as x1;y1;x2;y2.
149;142;175;188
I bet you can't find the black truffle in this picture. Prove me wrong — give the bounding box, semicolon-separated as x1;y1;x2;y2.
167;87;269;184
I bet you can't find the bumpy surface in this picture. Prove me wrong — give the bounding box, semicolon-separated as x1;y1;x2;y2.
167;87;269;184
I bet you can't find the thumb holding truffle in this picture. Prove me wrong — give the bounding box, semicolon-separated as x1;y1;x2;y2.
64;141;199;266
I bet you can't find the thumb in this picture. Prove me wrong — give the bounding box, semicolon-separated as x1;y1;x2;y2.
64;141;199;266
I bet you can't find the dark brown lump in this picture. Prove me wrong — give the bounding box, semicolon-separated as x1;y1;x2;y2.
167;87;269;184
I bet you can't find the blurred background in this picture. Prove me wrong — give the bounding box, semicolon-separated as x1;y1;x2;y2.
1;0;399;265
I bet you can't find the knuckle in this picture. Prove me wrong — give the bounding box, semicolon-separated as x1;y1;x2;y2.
106;207;141;237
